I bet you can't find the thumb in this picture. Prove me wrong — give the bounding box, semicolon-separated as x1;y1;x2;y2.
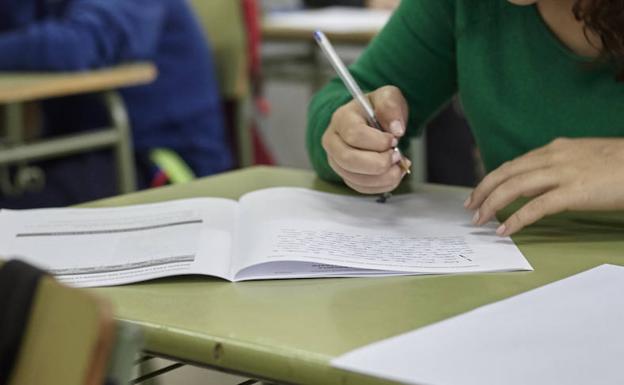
368;85;408;138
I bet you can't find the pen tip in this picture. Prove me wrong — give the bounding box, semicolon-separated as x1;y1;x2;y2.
313;30;323;41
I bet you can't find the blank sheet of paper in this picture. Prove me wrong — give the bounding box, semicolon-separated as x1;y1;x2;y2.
333;264;624;385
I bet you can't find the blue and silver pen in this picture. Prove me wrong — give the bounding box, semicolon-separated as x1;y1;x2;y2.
313;31;410;201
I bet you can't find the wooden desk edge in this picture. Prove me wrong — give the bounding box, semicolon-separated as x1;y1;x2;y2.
0;63;158;104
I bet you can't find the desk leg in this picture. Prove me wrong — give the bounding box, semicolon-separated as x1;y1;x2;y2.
102;91;137;194
1;103;24;195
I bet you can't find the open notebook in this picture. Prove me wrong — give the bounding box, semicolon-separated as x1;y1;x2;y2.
0;187;531;287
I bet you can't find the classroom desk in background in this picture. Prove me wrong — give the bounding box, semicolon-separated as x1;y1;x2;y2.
262;21;378;45
0;63;157;196
261;7;386;86
87;166;624;385
262;7;390;44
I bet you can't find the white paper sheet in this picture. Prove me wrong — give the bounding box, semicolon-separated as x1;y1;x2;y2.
332;264;624;385
264;7;391;33
233;187;532;279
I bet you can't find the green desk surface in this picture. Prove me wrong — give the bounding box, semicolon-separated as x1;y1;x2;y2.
88;166;624;385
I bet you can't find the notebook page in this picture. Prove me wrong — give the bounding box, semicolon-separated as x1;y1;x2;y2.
231;187;531;280
0;198;238;287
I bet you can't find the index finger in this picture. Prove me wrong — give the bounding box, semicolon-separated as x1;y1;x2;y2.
466;154;552;211
334;107;397;152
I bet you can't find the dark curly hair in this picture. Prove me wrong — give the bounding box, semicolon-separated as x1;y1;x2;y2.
573;0;624;81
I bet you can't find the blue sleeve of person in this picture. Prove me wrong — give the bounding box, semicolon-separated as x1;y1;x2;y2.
0;0;167;70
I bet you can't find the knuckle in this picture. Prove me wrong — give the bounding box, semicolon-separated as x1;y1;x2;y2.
330;106;345;124
550;137;570;148
384;166;402;185
544;151;557;165
527;197;549;212
550;151;567;164
507;212;524;230
378;86;403;104
375;101;397;115
479;195;494;213
511;208;528;227
381;85;401;97
493;184;513;203
482;190;507;214
342;126;362;145
525;199;549;222
481;171;497;186
546;192;568;212
383;100;399;112
345;180;366;194
498;160;513;173
374;156;392;174
332;103;357;126
572;187;590;208
528;198;545;214
478;174;497;193
328;157;343;174
334;102;351;117
321;131;331;150
340;150;356;167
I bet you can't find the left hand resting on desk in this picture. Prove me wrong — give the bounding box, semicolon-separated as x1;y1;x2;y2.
465;138;624;236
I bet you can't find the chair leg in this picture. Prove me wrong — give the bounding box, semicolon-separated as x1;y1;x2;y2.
235;97;255;168
1;103;25;195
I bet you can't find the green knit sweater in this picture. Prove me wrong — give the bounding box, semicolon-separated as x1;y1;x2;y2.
306;0;624;182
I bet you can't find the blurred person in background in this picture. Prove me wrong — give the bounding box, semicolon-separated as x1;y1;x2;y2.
0;0;232;208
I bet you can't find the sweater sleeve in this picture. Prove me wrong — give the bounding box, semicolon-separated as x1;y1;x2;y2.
306;0;458;182
0;0;166;71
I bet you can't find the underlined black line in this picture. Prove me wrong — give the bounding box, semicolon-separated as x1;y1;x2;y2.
50;255;196;276
16;219;203;238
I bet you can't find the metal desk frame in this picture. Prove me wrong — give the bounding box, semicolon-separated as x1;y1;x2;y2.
0;63;156;197
0;91;136;195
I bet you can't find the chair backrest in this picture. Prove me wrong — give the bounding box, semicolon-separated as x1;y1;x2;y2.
188;0;249;100
8;276;115;385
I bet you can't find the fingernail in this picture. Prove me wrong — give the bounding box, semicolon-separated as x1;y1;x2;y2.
472;210;480;225
496;224;507;236
463;196;471;208
390;120;404;137
391;137;399;147
392;150;401;164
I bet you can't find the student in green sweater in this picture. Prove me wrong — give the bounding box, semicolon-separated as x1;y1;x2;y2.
307;0;624;236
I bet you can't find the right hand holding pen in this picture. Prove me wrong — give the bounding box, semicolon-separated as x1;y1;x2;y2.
322;86;412;194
